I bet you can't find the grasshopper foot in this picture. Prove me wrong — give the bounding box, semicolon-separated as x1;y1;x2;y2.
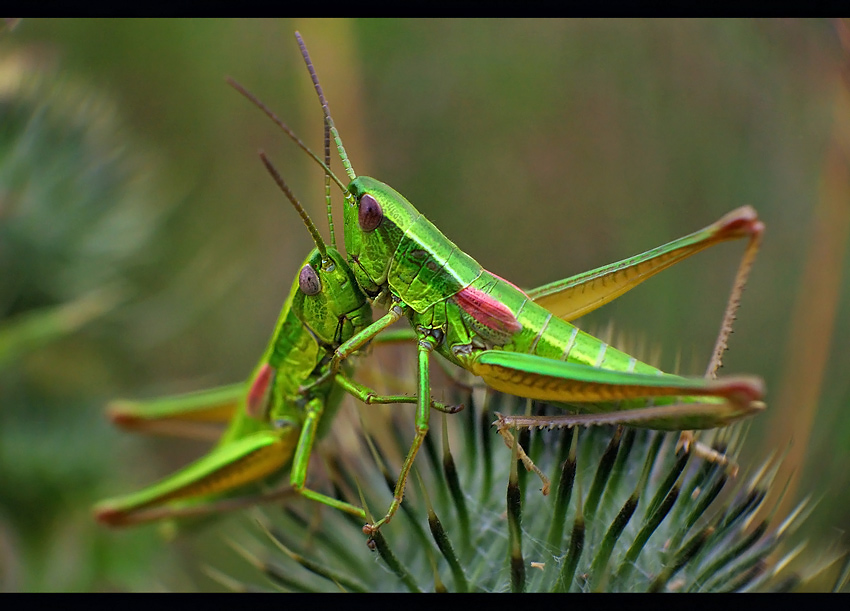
433;400;465;414
363;521;385;537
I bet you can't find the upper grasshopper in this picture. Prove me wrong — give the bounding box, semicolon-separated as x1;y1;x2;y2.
229;32;766;536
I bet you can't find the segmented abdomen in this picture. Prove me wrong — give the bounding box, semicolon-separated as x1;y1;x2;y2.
467;270;657;373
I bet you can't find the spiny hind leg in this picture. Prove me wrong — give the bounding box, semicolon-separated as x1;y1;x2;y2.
473;349;763;480
493;400;754;478
493;409;551;495
677;209;764;472
519;206;764;473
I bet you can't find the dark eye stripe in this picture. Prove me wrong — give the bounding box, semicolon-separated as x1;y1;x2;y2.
358;193;383;232
299;264;321;295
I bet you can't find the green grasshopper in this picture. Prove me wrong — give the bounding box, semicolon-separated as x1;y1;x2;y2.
229;32;766;536
93;153;457;527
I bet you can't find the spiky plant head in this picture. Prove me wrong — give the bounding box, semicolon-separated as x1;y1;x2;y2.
210;374;841;593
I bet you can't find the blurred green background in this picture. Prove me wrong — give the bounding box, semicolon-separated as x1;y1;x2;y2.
0;18;847;591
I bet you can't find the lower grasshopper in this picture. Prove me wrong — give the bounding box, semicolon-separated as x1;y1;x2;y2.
93;154;456;527
228;32;766;536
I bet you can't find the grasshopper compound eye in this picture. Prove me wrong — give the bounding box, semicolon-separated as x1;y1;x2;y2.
299;264;321;295
358;193;383;232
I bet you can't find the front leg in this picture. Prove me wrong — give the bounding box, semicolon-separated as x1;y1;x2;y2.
334;373;463;414
363;330;439;536
288;396;368;518
302;301;406;394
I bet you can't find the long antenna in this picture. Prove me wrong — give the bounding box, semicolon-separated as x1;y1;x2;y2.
324;116;336;248
295;31;357;182
309;38;337;248
259;151;328;260
227;76;348;197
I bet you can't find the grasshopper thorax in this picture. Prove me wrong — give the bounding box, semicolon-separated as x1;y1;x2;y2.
344;176;422;295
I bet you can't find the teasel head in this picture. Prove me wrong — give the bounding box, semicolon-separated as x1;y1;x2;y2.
205;378;847;593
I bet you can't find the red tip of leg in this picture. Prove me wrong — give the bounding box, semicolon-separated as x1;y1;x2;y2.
715;206;765;239
715;375;765;405
93;505;126;528
106;402;142;428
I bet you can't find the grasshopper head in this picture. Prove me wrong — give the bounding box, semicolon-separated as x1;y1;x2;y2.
343;176;422;296
292;247;372;347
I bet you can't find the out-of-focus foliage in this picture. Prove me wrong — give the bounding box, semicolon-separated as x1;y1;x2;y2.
0;19;847;590
0;30;186;591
